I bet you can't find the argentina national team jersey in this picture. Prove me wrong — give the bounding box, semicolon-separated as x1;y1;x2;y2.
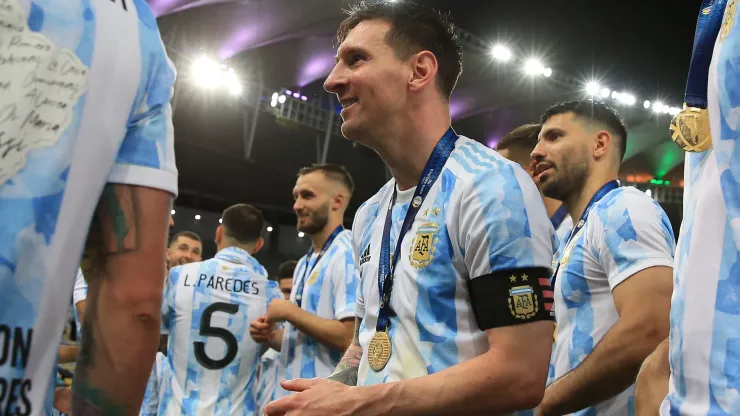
158;247;282;415
273;230;357;399
550;187;675;415
664;3;740;415
352;136;557;385
0;0;177;414
552;215;574;270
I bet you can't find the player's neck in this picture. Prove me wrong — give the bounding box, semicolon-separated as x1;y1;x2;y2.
309;218;344;251
543;196;563;218
217;241;255;255
379;103;452;191
566;171;619;222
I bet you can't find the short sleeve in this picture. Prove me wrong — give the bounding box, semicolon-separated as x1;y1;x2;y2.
266;281;283;305
330;236;359;321
460;164;556;278
592;189;676;290
72;268;88;306
108;36;178;197
458;163;557;329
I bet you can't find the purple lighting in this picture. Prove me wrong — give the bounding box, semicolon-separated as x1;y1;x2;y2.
299;53;335;87
219;25;262;60
301;95;308;101
285;90;293;95
148;0;182;17
293;92;300;98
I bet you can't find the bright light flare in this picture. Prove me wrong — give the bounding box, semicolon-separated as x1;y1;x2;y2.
491;44;513;62
524;58;546;76
585;82;600;96
191;56;221;89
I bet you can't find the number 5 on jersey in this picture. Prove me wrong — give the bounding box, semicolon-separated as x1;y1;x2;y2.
194;302;239;370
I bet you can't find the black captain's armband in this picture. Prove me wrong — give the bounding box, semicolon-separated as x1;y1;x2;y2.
468;267;554;330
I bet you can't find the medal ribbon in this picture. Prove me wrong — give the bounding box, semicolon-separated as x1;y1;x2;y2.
295;225;344;307
551;180;619;288
376;127;459;332
550;205;569;230
684;0;728;108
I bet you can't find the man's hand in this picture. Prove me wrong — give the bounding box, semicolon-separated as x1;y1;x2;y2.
55;387;72;414
266;299;298;323
250;315;275;343
264;379;363;416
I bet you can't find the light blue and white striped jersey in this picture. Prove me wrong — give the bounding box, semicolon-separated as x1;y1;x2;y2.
255;349;280;414
273;229;358;399
0;0;177;414
140;351;169;416
158;247;282;415
664;3;740;415
352;136;557;385
550;187;675;415
552;215;573;271
72;268;87;337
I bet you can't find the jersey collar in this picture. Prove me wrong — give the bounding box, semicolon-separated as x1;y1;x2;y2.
214;246;253;265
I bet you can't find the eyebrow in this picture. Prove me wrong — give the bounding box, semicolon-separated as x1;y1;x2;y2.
335;45;366;63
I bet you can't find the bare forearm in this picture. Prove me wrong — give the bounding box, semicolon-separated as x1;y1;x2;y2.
635;338;670;416
287;309;352;352
542;322;667;415
327;340;362;386
72;184;170;415
58;345;80;364
362;346;547;416
267;329;284;352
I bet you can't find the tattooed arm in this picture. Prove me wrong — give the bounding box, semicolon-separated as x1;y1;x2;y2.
72;184;172;415
326;317;363;386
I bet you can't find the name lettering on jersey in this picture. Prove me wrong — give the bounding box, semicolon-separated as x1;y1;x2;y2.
183;273;260;295
409;222;439;269
0;0;89;185
0;325;33;415
360;244;372;265
110;0;128;11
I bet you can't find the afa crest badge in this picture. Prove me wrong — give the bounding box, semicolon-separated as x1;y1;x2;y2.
508;284;538;320
409;223;439;269
307;270;319;286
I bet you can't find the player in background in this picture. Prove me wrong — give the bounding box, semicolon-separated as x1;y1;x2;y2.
256;260;296;414
249;164;358;400
157;204;282;415
496;124;573;260
265;3;557;415
167;231;203;270
530;100;675;415
0;0;177;415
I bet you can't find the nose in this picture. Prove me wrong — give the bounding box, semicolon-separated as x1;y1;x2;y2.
531;141;546;163
324;62;347;95
293;198;304;213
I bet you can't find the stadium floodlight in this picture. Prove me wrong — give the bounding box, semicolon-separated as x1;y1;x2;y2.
191;56;222;89
195;214;201;220
267;226;273;232
219;218;222;224
653;102;665;113
644;100;651;109
600;88;611;98
645;189;652;198
543;68;553;77
170;209;175;215
278;95;286;104
585;82;600;96
619;92;636;106
669;107;681;116
524;58;546;76
491;44;513;62
298;232;305;238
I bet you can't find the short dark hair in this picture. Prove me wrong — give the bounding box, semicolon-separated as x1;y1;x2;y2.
221;204;264;244
540;100;628;161
170;231;201;247
277;260;297;280
298;164;355;196
496;124;541;153
336;1;463;99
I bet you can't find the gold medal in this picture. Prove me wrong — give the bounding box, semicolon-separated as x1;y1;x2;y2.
368;331;392;371
669;105;713;152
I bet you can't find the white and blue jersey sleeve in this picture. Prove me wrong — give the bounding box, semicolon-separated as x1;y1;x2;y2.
591;188;676;290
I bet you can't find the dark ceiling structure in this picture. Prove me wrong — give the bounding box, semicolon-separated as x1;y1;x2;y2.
147;0;698;227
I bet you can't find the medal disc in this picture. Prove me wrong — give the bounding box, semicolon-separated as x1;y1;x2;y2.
669;106;713;152
368;331;392;371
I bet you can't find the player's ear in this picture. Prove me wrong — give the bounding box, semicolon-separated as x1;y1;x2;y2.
252;237;265;255
215;225;223;246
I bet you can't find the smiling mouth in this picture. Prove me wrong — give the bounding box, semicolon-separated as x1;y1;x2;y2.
534;162;554;179
339;98;358;110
